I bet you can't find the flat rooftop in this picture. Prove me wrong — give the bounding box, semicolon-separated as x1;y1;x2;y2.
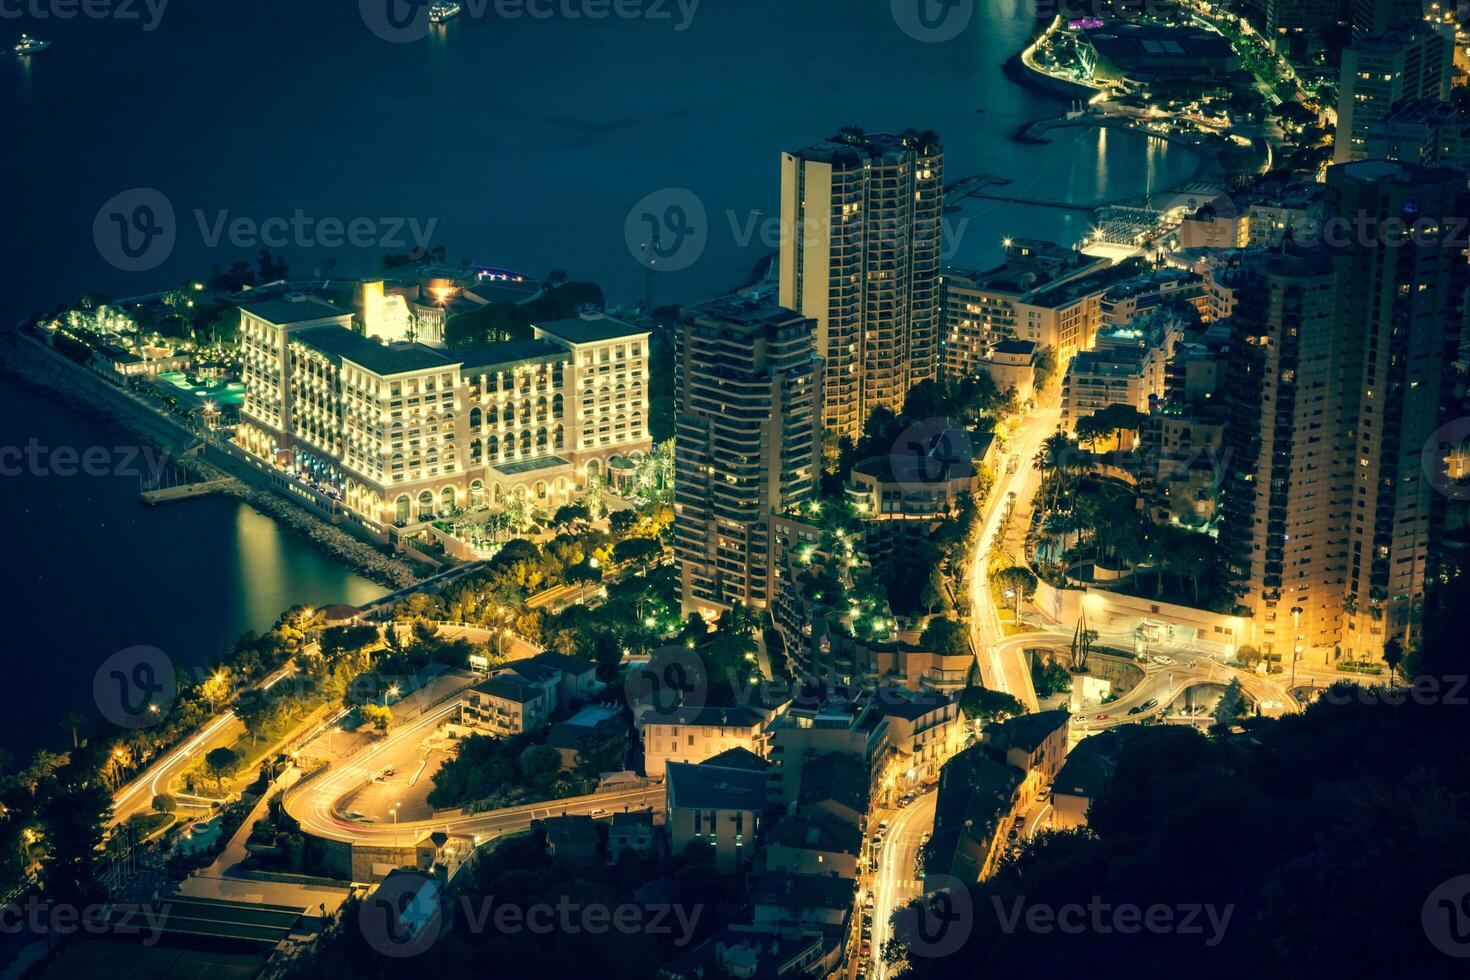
534;312;647;346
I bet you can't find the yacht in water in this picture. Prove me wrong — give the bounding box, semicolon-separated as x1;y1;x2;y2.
429;2;463;23
14;34;51;56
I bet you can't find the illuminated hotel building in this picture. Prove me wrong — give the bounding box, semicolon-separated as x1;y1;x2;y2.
237;297;650;527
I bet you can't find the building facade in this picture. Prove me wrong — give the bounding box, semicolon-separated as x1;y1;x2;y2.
1335;25;1452;163
674;299;823;616
779;129;943;441
237;300;651;528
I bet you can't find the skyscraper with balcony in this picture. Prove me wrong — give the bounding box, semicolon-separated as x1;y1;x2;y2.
674;298;823;616
1221;160;1469;665
1334;23;1452;163
778;129;942;445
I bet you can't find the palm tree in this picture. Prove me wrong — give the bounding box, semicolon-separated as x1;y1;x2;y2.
1382;636;1405;688
59;711;88;750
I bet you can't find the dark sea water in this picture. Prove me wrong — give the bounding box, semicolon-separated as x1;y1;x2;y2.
0;0;1195;751
1;0;1196;324
0;377;380;754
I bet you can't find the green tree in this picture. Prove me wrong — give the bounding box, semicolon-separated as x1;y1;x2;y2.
921;617;971;659
920;568;949;616
361;704;393;734
152;793;177;814
203;747;238;789
1213;678;1246;728
1381;636;1405;688
993;565;1038;613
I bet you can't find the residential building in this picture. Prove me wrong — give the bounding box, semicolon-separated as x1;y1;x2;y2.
796;752;870;828
1335;24;1452;163
641;705;777;779
975;339;1039;401
779;129;943;440
923;744;1023;887
981;709;1071;792
941;241;1108;379
751;871;855;930
237;299;651;528
1050;727;1133;830
543;814;600;862
607;810;657;864
846;427;985;521
1221;161;1469;664
665;758;769;872
674;298;823;616
767;690;890;808
868;689;966;800
1351;0;1425;40
1365;97;1470;168
1061;347;1151;433
660;925;834;980
765;811;862;879
460;675;550;735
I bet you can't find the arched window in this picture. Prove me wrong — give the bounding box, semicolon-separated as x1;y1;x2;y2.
552;393;564;417
486;434;499;458
470;439;483;464
536;427;548;451
441;486;456;511
502;403;514;424
553;424;564;450
470;480;484;506
395;495;410;524
535;395;548;420
468;407;481;429
416;490;434;519
520;430;532;454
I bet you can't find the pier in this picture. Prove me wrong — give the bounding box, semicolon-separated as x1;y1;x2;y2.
139;478;235;506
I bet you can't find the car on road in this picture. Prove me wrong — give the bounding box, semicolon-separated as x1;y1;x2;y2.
589;808;609;818
1094;712;1109;720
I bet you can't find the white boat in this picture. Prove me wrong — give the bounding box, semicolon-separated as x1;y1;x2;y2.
14;34;50;56
429;2;462;23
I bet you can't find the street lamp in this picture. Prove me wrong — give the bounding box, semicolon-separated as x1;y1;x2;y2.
384;684;400;707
